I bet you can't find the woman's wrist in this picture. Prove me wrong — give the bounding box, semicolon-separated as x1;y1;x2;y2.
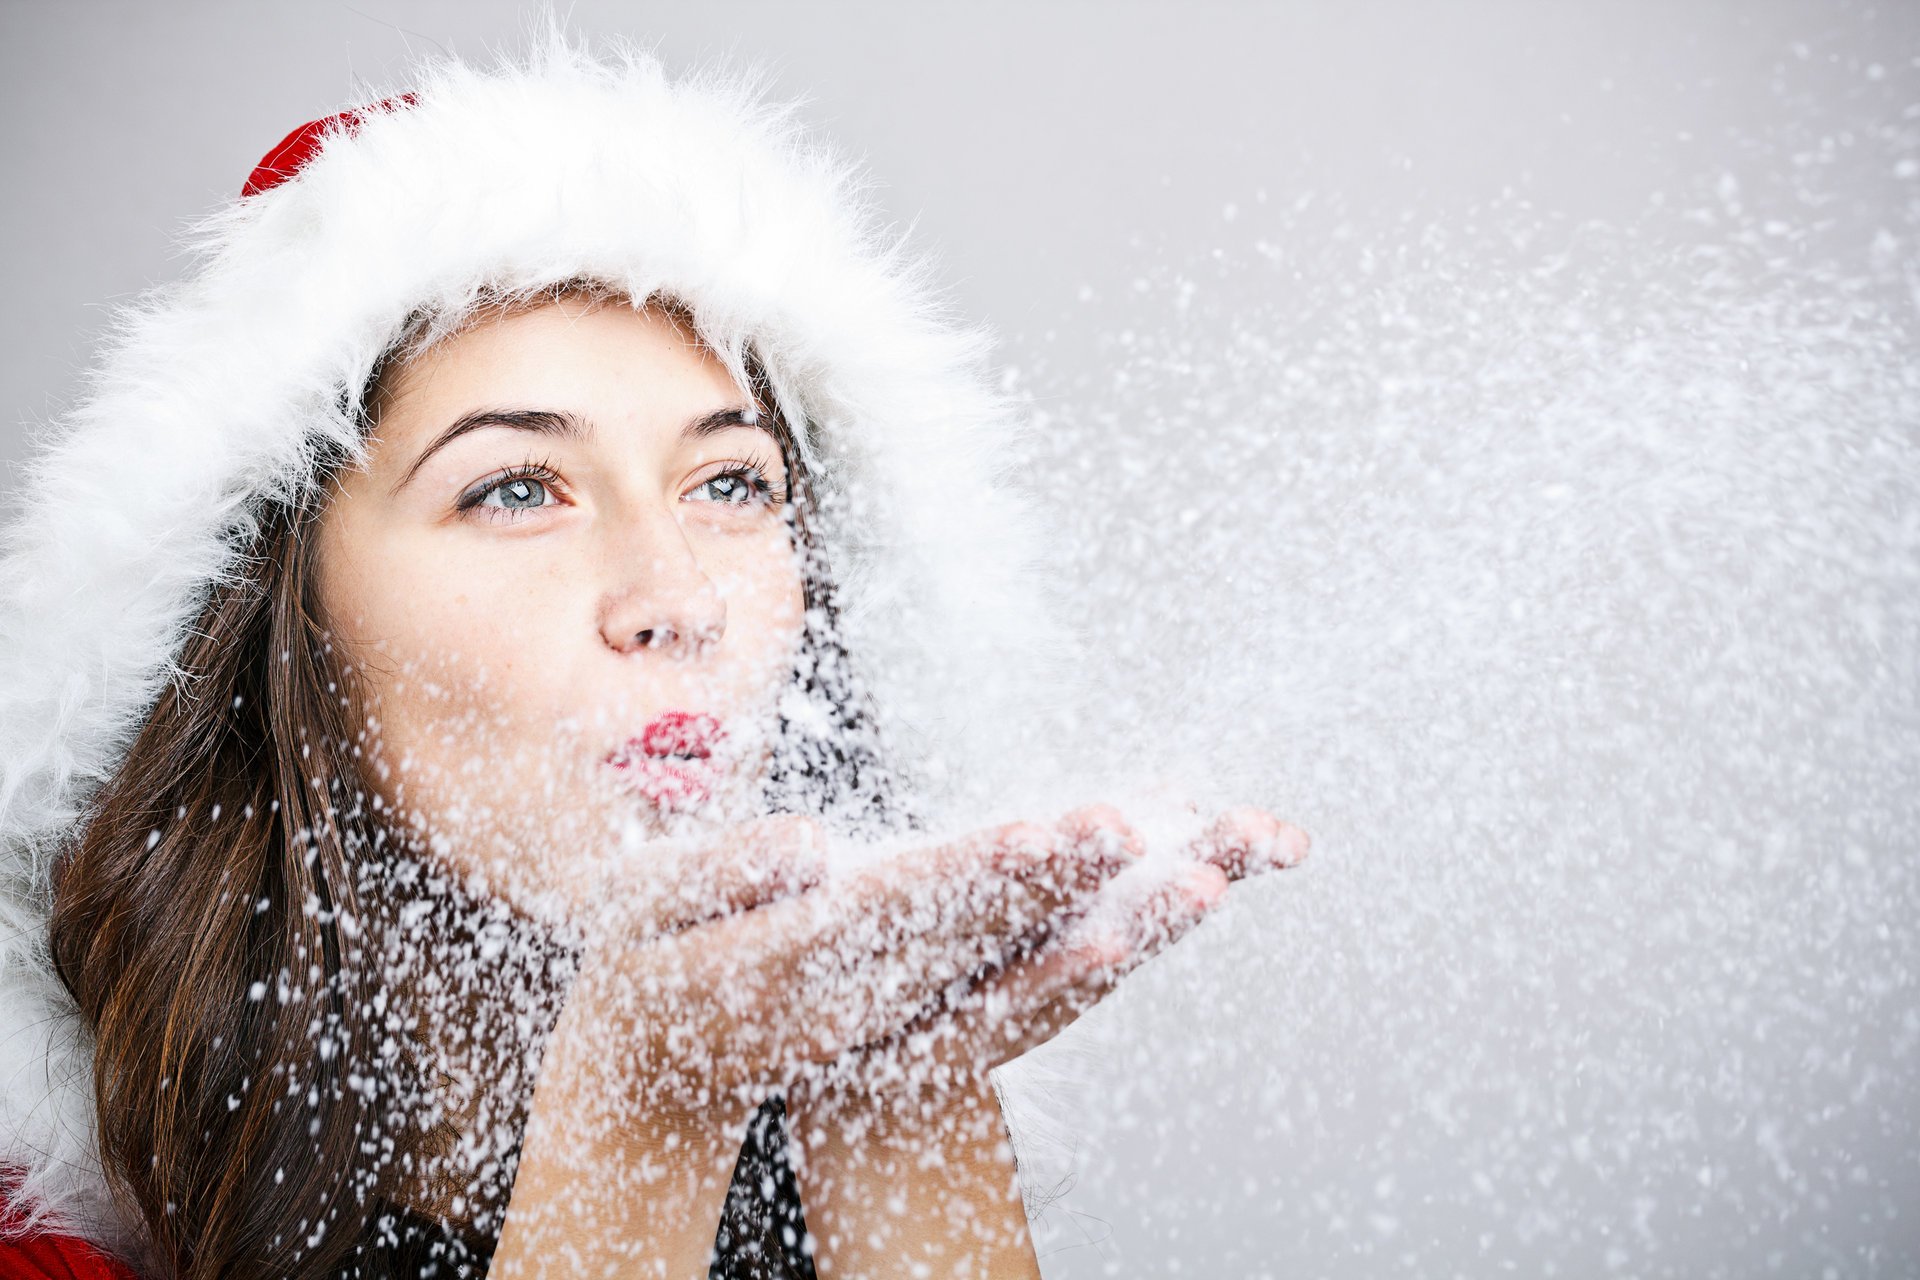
495;1100;750;1278
787;1072;1040;1279
491;1014;753;1279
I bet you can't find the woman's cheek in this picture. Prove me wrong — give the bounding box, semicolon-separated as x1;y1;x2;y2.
727;528;806;619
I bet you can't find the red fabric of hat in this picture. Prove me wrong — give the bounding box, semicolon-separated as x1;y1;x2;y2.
240;94;418;198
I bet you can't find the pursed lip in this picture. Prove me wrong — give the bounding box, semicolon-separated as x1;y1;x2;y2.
613;709;726;761
606;711;728;808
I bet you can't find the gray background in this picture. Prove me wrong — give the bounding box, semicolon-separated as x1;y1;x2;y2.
7;0;1878;468
6;4;1919;1278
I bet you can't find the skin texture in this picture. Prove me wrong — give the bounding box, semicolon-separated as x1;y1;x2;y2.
314;297;809;918
311;295;1312;1278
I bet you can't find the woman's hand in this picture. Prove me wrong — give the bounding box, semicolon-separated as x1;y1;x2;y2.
491;810;1136;1279
784;803;1311;1279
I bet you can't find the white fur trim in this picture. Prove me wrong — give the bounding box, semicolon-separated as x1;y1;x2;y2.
0;27;1075;1254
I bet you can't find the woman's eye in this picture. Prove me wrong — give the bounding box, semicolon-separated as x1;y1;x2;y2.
689;470;766;505
463;472;558;516
486;477;549;509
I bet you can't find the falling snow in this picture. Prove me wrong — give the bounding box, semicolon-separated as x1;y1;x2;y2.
986;36;1920;1280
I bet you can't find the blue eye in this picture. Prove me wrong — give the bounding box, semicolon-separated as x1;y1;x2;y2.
458;463;562;518
487;477;549;509
691;470;765;504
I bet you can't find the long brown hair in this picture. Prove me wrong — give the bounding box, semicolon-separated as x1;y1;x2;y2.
49;285;906;1278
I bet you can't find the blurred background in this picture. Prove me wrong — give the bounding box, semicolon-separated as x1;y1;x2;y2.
6;3;1917;1276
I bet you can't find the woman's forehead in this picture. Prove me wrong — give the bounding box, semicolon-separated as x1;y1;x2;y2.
368;298;746;446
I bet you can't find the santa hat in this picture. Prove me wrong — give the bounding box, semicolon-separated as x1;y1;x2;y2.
0;29;1071;1254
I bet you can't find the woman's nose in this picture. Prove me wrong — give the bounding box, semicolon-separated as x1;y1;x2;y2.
598;516;727;656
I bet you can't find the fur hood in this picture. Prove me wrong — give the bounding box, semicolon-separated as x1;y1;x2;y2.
0;29;1072;1259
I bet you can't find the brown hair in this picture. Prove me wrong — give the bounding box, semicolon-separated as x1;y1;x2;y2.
49;285;905;1278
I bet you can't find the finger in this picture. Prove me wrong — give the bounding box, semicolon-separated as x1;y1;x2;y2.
1054;803;1148;866
1187;806;1310;879
651;820;1051;1072
1009;860;1228;1049
759;818;1134;1064
658;814;828;926
900;859;1231;1077
838;814;1128;967
575;814;826;939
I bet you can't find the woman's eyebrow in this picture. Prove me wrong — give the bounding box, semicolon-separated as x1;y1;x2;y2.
391;408;584;495
390;405;763;495
680;405;767;443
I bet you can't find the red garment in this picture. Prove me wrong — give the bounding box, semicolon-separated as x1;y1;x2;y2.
0;1177;140;1280
0;1229;140;1280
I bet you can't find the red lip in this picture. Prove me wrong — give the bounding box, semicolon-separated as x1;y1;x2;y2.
609;710;727;765
612;756;717;810
606;713;729;812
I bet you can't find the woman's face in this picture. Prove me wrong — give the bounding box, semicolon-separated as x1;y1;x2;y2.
314;296;807;914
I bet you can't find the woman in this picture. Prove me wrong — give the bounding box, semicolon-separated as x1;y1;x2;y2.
0;34;1307;1280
